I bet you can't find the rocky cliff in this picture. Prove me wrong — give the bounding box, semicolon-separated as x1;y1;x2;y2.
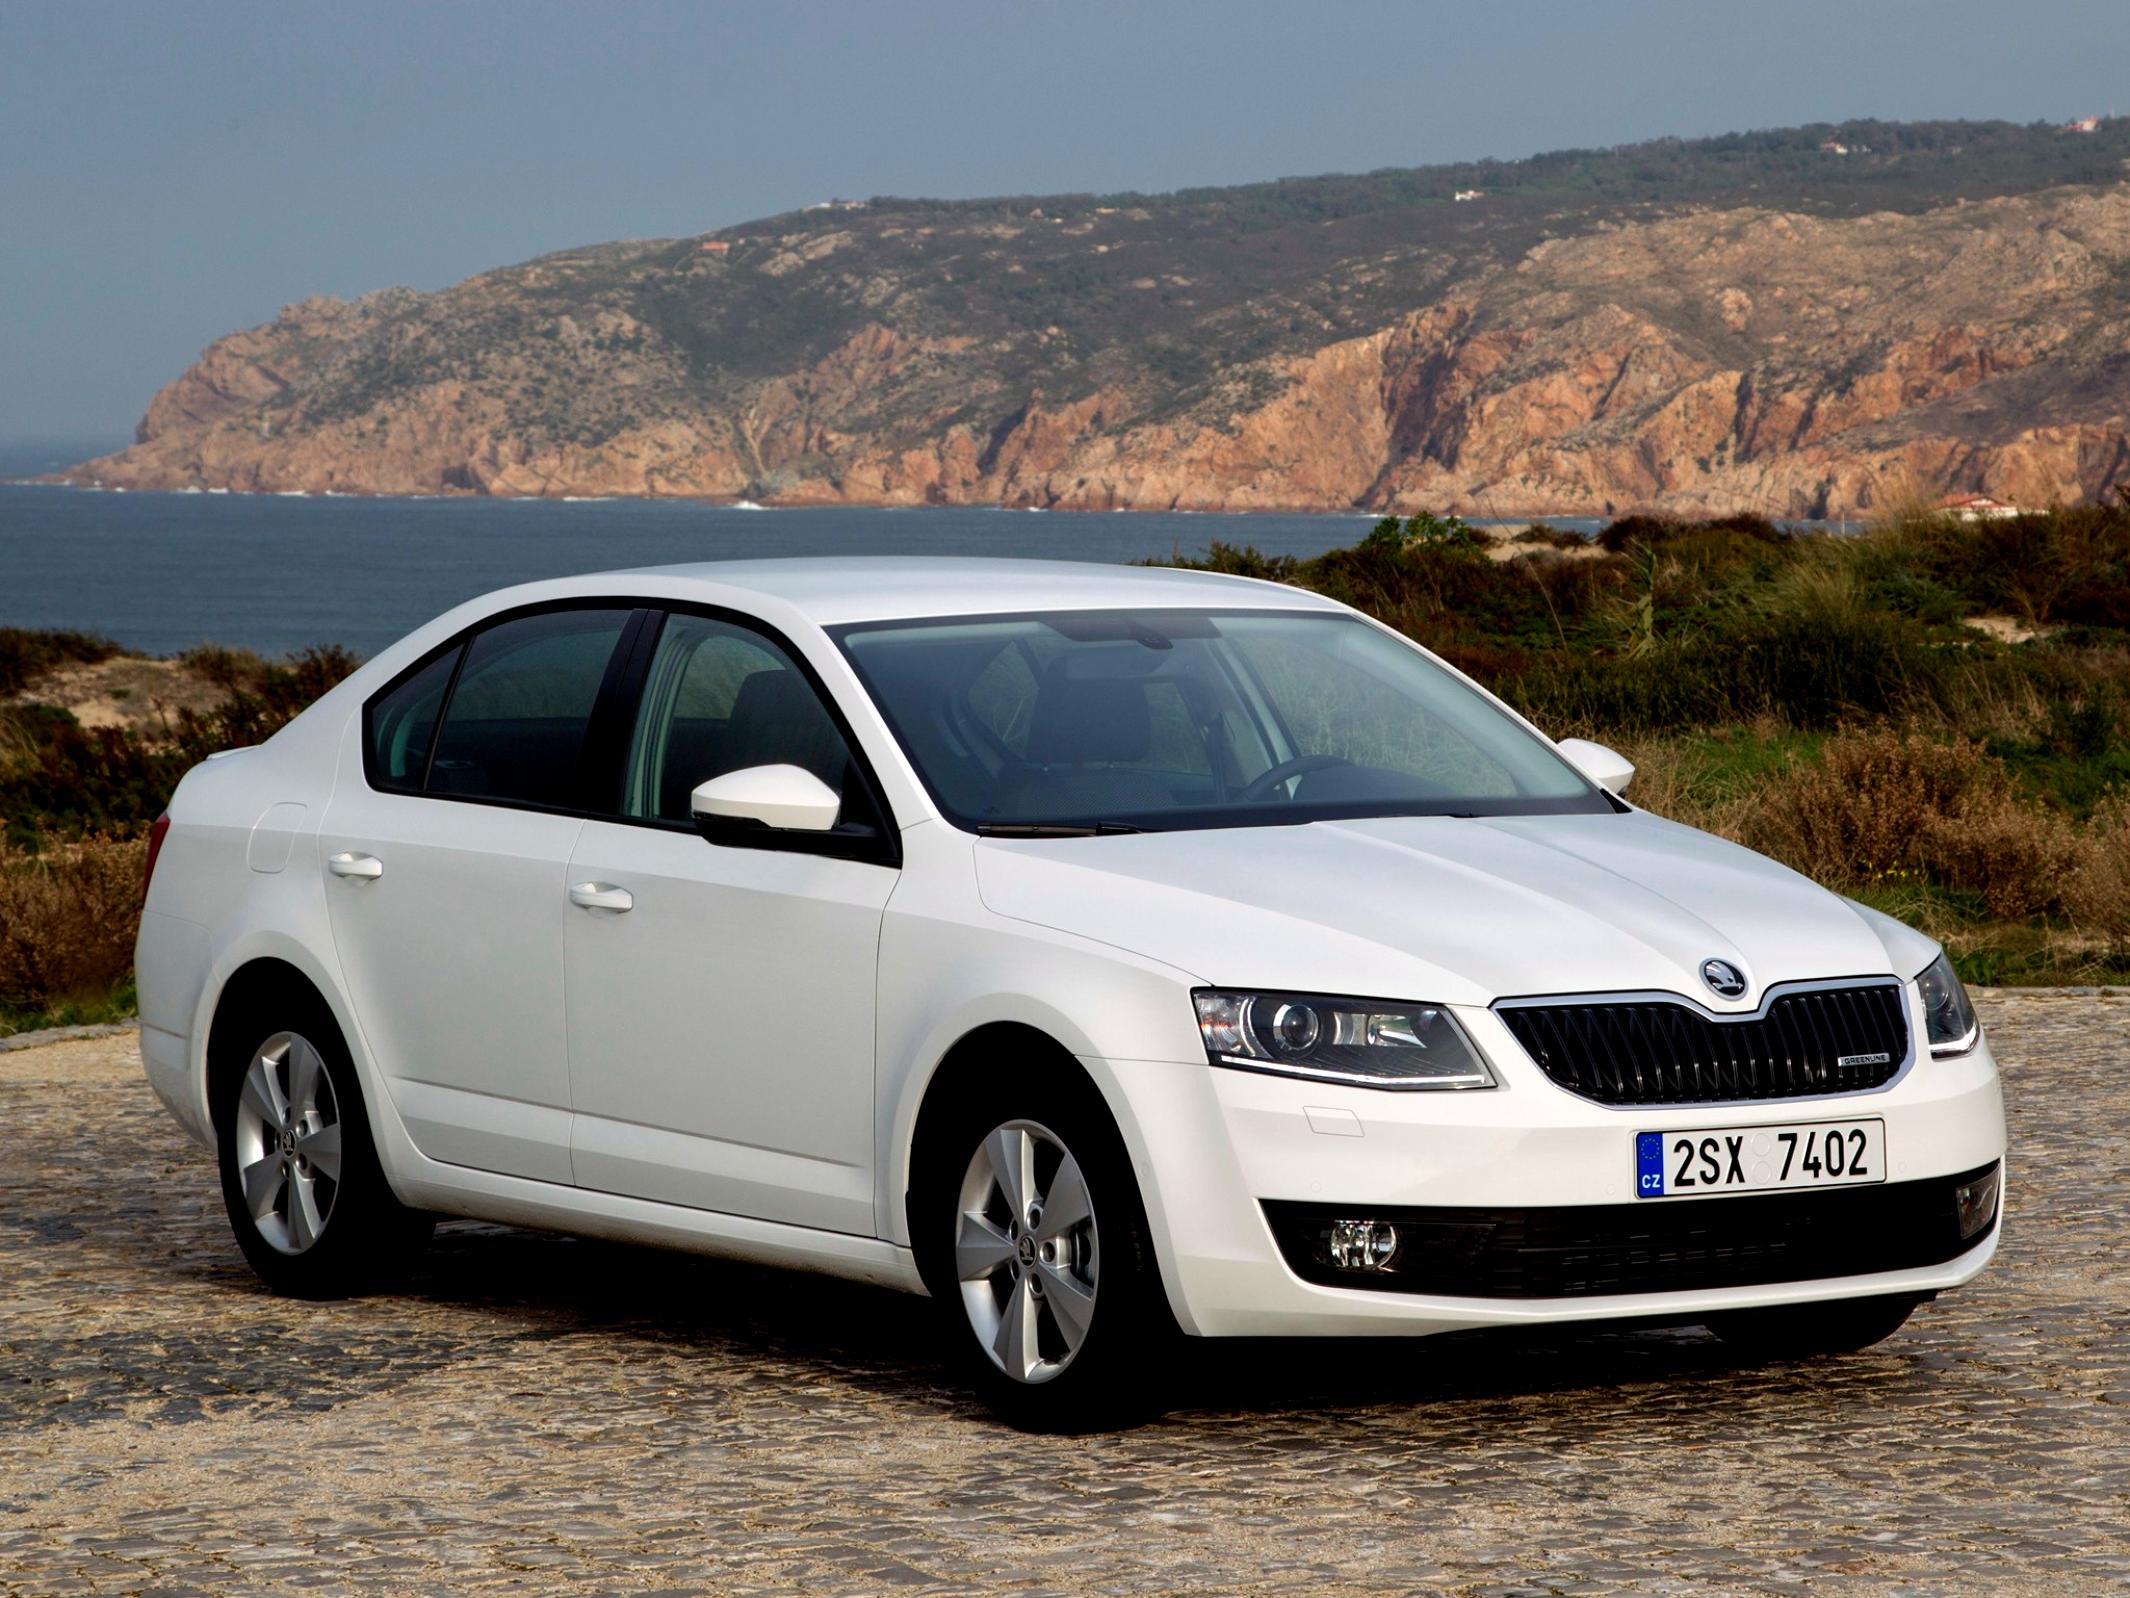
66;121;2130;516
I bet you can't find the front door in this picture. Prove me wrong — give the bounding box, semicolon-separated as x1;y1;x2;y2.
321;605;638;1183
563;610;897;1234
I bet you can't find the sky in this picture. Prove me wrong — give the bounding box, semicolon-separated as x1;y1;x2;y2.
5;0;2130;441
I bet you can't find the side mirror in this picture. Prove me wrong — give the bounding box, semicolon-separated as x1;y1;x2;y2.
1557;737;1636;795
690;764;842;835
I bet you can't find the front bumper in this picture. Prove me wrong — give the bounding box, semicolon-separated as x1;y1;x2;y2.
1101;1004;2008;1338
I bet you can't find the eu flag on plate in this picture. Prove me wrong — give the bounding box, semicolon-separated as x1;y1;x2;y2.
1636;1131;1666;1197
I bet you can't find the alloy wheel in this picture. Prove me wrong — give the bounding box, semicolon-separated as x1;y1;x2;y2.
955;1119;1100;1384
231;1031;343;1255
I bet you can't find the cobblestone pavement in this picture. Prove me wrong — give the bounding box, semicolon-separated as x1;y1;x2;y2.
2;994;2124;1596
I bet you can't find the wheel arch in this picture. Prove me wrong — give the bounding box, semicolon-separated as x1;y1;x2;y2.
902;1020;1090;1224
204;957;332;1123
895;1016;1194;1330
189;932;397;1160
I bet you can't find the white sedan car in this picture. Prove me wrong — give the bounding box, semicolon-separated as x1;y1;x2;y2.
137;558;2005;1427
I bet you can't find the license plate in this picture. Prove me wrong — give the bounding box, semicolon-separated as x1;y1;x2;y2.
1634;1119;1886;1199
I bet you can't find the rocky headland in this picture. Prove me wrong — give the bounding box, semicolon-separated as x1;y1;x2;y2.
66;119;2130;517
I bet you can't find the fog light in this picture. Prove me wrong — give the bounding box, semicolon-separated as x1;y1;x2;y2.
1328;1219;1400;1272
1955;1166;2001;1241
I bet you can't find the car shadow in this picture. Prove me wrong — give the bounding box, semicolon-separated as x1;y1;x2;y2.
362;1218;1840;1433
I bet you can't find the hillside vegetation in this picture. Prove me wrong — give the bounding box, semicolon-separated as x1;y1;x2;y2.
4;508;2128;1034
67;118;2130;517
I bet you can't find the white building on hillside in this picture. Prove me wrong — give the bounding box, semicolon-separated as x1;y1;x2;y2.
1938;492;2022;523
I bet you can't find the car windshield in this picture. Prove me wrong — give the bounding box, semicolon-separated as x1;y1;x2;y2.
834;608;1611;832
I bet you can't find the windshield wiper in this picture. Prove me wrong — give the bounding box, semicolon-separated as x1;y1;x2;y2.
974;821;1146;838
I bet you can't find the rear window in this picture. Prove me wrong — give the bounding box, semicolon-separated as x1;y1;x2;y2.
366;608;634;809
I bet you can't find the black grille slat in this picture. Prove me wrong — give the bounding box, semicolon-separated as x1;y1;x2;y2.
1263;1162;1997;1300
1717;1005;1745;1098
1772;999;1806;1097
1590;1006;1629;1102
1539;1008;1582;1097
1498;984;1908;1107
1834;990;1865;1088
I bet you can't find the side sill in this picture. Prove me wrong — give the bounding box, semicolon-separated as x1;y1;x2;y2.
395;1159;927;1296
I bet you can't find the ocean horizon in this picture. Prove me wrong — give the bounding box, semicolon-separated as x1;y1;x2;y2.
2;454;1425;654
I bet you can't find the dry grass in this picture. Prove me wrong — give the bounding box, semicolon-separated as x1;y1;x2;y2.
2066;793;2130;935
1622;726;2130;983
1637;727;2130;941
0;835;146;1026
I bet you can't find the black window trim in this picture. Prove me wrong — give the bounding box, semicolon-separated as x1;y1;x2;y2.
360;595;903;869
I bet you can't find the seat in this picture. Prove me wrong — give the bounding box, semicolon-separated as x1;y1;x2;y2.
995;675;1174;817
724;668;850;788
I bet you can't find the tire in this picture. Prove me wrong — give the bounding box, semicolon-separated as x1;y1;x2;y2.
912;1067;1176;1431
1705;1293;1924;1360
213;987;431;1298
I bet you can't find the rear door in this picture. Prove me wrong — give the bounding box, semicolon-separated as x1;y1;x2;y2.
320;604;641;1183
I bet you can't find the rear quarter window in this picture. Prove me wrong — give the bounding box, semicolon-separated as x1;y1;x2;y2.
365;646;460;793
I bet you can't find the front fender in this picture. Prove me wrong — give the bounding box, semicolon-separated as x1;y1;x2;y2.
873;821;1212;1325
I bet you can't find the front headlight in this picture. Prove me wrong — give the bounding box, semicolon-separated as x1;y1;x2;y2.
1917;952;1980;1057
1192;990;1496;1090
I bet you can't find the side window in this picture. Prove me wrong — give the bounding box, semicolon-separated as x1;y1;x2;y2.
623;613;858;823
366;646;461;793
424;608;635;808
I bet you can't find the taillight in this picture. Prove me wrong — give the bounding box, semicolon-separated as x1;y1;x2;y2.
143;812;172;902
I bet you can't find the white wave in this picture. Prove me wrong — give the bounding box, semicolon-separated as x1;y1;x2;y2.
275;489;309;497
729;499;770;510
560;495;613;503
206;486;230;495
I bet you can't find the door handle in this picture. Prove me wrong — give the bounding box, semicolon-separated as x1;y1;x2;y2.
568;881;633;913
326;852;384;881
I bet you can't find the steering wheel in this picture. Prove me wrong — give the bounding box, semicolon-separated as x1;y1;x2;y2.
1236;754;1351;802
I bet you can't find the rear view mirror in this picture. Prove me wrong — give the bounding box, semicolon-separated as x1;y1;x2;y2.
1556;737;1636;795
690;764;842;834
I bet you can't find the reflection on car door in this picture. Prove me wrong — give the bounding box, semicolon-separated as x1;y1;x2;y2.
563;610;896;1235
321;606;638;1183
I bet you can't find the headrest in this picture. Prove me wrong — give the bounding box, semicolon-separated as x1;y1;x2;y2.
1026;676;1152;765
730;668;816;727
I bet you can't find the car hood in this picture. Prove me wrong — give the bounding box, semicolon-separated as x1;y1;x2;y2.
972;809;1916;1010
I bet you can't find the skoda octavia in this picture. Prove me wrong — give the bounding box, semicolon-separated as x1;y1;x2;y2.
136;558;2005;1427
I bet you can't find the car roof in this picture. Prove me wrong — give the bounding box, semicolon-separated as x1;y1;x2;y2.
593;556;1345;626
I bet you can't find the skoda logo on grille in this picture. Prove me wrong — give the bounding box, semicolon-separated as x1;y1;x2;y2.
1700;958;1749;999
